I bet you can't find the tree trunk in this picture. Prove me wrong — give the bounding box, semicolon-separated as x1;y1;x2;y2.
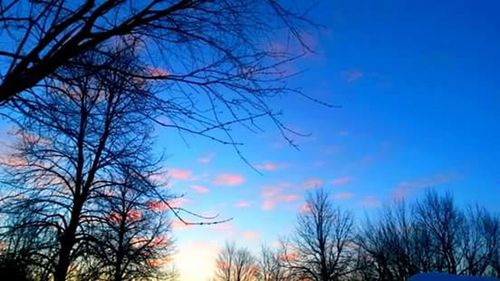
53;198;84;281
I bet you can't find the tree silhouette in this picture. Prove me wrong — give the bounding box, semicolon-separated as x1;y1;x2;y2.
283;188;356;281
258;244;288;281
81;168;174;281
215;241;259;281
0;46;183;281
0;1;317;120
356;190;500;281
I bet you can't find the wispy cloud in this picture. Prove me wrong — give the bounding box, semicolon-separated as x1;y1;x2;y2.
392;172;459;200
332;176;352;186
191;185;209;194
234;200;252;208
338;130;350;137
171;220;193;231
146;66;170;77
198;153;215;165
303;178;324;189
333;192;354;201
321;144;342;155
170;197;191;208
341;69;364;83
214;173;245;186
299;203;312;213
261;183;299;211
360;196;381;208
241;231;260;241
0;154;28;169
169;168;193;180
255;162;281;172
209;222;235;234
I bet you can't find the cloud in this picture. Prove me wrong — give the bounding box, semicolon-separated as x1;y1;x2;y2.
255;162;280;172
338;130;350;137
209;222;235;234
332;176;352;186
360;196;381;208
299;203;312;214
303;178;324;189
333;192;354;201
341;69;364;83
170;197;191;208
241;231;260;241
147;196;191;212
392;172;459;200
169;168;193;180
191;185;209;194
0;154;28;169
261;183;299;211
146;66;170;77
321;144;342;155
171;220;193;231
234;200;251;208
214;173;245;186
198;153;215;164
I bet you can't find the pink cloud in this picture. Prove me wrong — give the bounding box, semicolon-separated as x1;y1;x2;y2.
149;197;191;212
262;200;276;211
255;162;279;172
0;154;28;168
198;153;215;164
260;183;299;211
332;176;352;186
147;66;170;77
299;203;312;214
333;192;354;201
341;69;364;83
191;185;209;194
281;194;299;202
360;196;381;208
214;173;245;186
234;201;251;208
149;173;168;185
261;186;281;198
241;231;260;241
170;197;191;208
321;145;342;155
209;222;235;234
392;172;459;200
169;168;193;180
171;220;193;231
303;178;324;189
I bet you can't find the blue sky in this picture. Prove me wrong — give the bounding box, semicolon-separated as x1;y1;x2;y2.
154;1;500;279
0;1;499;280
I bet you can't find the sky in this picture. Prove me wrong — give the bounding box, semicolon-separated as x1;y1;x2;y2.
0;1;499;280
154;1;500;280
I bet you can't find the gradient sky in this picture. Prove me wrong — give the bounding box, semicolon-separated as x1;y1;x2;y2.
1;1;499;280
156;1;500;280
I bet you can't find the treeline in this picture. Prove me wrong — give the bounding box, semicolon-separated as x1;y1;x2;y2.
214;189;500;281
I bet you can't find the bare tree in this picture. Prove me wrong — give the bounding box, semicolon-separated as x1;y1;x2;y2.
356;190;500;280
284;188;355;281
215;241;259;281
258;245;287;281
0;1;317;117
83;168;174;281
414;190;465;274
356;201;426;281
0;46;189;281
